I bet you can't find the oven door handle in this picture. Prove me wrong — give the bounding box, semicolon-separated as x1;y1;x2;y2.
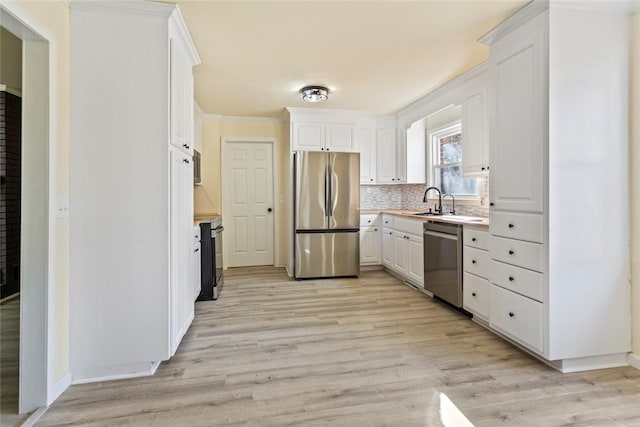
212;226;224;237
424;230;458;241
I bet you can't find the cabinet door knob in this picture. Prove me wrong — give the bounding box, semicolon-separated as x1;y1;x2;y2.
368;220;371;223
472;292;477;297
509;276;514;282
472;260;476;264
392;178;395;181
321;148;324;151
486;166;490;170
194;248;199;252
481;167;485;171
326;148;330;151
490;202;495;207
508;250;515;255
370;178;373;182
183;158;190;164
183;144;189;149
508;312;515;318
374;228;378;232
472;237;477;242
267;207;273;212
508;223;514;229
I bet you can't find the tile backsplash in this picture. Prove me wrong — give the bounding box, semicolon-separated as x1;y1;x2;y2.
361;178;490;218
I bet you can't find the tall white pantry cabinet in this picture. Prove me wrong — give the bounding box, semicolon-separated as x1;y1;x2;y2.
484;3;630;372
70;1;200;381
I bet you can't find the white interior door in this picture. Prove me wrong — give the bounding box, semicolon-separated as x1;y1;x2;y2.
222;141;274;267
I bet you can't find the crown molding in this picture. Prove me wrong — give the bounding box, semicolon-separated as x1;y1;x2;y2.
199;113;282;123
478;0;549;46
0;85;22;97
169;5;201;66
70;0;175;17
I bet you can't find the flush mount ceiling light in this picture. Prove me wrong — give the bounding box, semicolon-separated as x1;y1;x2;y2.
300;85;329;103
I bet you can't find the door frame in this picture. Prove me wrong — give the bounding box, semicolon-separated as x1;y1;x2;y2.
0;3;61;414
221;137;280;267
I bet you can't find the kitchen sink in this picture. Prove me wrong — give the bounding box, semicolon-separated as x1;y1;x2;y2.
411;212;442;217
440;215;486;222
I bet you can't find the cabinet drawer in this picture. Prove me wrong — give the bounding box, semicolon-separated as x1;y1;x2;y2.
463;226;489;250
490;260;544;302
463;273;489;320
381;214;394;228
490;285;543;353
490;211;544;243
394;216;423;236
360;214;380;227
489;236;544;273
463;247;490;279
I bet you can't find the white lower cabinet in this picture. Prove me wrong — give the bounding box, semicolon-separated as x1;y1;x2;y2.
489;284;544;353
462;225;490;320
360;214;381;265
382;228;394;267
380;215;424;287
463;273;490;321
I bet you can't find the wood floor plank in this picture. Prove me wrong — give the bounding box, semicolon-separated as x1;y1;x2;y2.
36;267;640;426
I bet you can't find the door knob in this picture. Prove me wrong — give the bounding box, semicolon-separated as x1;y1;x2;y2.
267;208;273;212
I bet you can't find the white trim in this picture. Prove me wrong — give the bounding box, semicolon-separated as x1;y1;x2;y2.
200;113;282;123
20;406;49;427
71;361;160;385
0;84;22;97
169;5;201;66
194;100;205;119
70;0;175;17
221;137;281;267
478;0;549;46
49;371;71;404
286;107;360;117
629;352;640;370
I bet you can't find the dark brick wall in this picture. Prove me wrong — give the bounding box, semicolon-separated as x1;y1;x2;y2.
0;90;22;299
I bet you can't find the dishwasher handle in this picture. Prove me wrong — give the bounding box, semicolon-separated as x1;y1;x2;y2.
424;230;458;241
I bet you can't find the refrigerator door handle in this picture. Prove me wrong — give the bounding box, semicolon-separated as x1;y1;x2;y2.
327;163;333;217
324;163;330;219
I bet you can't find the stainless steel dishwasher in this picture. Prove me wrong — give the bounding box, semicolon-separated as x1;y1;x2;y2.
423;221;463;307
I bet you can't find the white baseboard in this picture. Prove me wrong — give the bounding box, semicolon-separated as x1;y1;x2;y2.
628;352;640;370
48;371;71;405
72;361;161;385
21;406;48;427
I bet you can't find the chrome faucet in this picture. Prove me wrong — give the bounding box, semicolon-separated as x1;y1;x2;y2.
423;186;442;214
443;193;456;215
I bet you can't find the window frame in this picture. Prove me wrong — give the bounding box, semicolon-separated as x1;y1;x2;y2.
427;120;482;201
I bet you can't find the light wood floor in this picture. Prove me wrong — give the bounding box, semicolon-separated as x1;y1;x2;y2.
1;296;29;427
37;268;640;426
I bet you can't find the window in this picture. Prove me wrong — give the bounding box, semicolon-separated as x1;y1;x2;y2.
428;122;480;199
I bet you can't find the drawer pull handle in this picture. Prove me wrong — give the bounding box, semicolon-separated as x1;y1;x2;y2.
472;260;477;264
472;237;477;242
509;312;515;318
508;250;515;255
508;223;514;228
509;276;514;282
472;292;477;297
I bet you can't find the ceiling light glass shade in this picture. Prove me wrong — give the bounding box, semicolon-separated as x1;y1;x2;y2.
300;86;329;102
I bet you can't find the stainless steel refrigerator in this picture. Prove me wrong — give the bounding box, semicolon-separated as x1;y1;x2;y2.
294;151;360;279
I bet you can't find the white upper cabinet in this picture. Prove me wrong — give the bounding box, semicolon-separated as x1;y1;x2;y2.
357;127;376;184
325;122;356;151
289;110;357;152
376;127;399;183
170;38;194;156
292;121;325;151
488;17;545;213
461;69;489;177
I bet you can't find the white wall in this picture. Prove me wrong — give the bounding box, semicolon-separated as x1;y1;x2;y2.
631;12;640;364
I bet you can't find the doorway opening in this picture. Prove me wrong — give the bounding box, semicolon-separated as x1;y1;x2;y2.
1;4;53;422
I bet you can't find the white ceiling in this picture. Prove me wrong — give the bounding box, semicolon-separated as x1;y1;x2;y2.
176;1;528;118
